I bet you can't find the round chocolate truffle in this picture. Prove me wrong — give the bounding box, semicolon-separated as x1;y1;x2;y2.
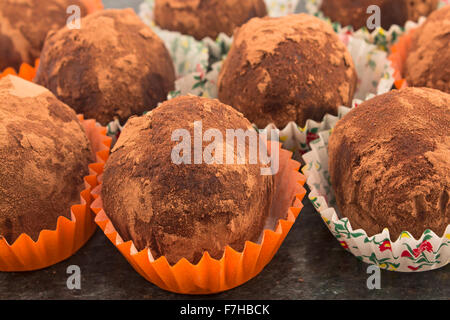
0;0;88;71
328;87;450;239
102;95;274;265
217;14;357;129
404;6;450;94
320;0;439;31
34;9;176;125
0;75;94;244
153;0;267;40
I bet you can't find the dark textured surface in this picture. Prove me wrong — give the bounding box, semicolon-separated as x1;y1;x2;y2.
0;196;448;300
0;0;448;300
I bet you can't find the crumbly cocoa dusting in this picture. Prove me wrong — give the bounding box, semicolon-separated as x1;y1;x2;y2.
328;87;449;239
154;0;267;40
218;14;357;129
0;76;94;243
320;0;438;30
102;95;274;265
0;0;88;71
34;9;175;125
403;0;439;21
404;6;450;93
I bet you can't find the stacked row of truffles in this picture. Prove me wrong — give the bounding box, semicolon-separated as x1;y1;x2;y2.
0;0;448;272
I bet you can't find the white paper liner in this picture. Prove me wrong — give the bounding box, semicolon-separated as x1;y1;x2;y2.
301;106;450;272
264;0;303;17
303;0;448;51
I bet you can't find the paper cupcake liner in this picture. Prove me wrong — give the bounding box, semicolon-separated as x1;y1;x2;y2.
258;103;360;154
388;29;416;89
89;142;306;294
303;0;448;51
0;116;112;272
0;60;39;82
265;0;303;17
301;108;450;272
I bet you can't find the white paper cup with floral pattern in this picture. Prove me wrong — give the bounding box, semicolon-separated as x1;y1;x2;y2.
301;107;450;272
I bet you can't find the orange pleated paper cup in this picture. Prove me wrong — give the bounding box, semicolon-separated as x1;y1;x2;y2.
388;28;416;90
0;115;112;272
90;142;306;295
0;60;39;82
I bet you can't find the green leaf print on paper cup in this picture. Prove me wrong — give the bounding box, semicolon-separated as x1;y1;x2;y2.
301;94;450;272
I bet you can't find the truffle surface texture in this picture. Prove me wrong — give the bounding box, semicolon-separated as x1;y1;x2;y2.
154;0;267;40
0;76;94;244
328;87;450;239
0;0;88;71
320;0;439;30
102;95;274;265
404;6;450;94
218;14;357;129
34;9;175;125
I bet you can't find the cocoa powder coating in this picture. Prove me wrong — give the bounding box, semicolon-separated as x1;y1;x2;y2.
0;76;94;244
34;9;176;125
102;95;274;265
328;87;449;239
218;14;357;129
154;0;267;40
321;0;438;30
0;0;88;71
404;6;450;94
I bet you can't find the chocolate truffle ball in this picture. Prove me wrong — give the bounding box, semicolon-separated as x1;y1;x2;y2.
329;87;450;239
153;0;267;40
34;9;176;125
0;75;94;244
218;14;357;129
0;0;88;71
320;0;439;30
102;96;274;265
404;6;450;94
